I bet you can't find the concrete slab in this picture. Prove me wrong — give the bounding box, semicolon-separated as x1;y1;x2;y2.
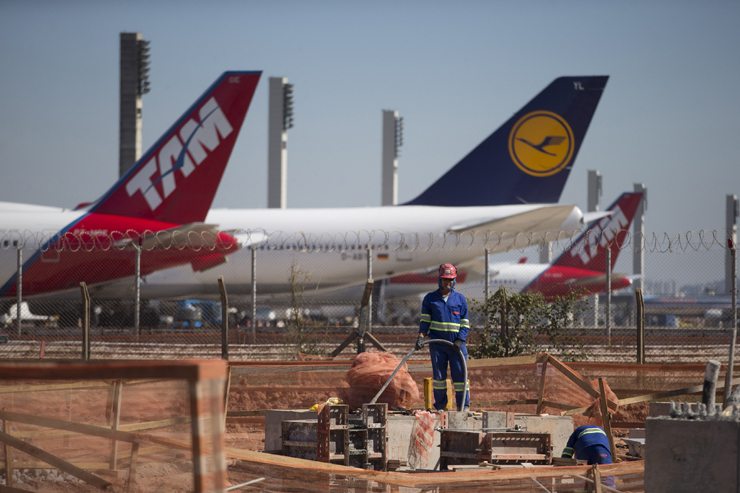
649;402;671;417
645;417;740;493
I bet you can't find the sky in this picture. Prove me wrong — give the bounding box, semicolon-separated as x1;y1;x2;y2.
1;1;739;284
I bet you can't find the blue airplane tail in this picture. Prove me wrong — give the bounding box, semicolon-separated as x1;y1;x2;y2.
405;76;608;207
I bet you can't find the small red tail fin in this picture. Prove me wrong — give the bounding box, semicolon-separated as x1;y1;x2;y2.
550;192;644;273
90;71;261;223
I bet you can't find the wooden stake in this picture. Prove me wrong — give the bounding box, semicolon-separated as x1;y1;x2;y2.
536;354;549;414
109;380;123;470
124;441;140;493
3;420;11;487
223;366;232;430
592;463;603;493
598;378;618;463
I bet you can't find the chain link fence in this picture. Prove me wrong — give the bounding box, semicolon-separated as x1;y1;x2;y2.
0;228;737;363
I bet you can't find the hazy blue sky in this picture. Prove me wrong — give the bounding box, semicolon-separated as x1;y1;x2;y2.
1;0;738;245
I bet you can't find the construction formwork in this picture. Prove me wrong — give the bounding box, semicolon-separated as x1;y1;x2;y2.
0;360;228;492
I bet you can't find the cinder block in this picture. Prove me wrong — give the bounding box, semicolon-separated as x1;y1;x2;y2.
649;402;672;417
265;409;318;452
645;417;740;493
514;415;573;457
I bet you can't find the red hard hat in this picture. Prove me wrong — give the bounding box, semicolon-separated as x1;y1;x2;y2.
439;264;457;279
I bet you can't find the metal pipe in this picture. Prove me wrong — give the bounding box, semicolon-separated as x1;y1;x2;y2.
606;246;611;345
16;246;21;336
371;339;468;412
251;246;257;344
725;239;738;408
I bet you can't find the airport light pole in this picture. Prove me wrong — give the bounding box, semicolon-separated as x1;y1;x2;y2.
382;110;402;206
119;33;151;178
268;77;293;209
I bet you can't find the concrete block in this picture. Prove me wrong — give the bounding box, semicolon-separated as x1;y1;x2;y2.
514;415;574;457
629;428;645;439
265;409;317;452
645;417;740;493
386;414;441;470
482;411;513;430
649;402;672;417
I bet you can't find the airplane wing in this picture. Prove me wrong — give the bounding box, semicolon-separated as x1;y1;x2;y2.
449;205;578;234
565;273;628;288
115;223;227;250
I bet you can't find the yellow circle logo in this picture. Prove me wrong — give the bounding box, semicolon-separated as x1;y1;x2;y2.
508;111;574;177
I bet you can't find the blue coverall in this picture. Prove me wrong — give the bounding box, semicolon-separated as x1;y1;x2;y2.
419;289;470;410
562;425;614;490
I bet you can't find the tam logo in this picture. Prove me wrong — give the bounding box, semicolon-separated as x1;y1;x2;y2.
570;206;630;265
125;97;233;211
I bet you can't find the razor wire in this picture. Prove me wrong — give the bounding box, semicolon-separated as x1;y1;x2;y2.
0;227;738;363
0;227;736;253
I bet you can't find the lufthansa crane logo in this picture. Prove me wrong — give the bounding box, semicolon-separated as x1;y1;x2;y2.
508;111;574;177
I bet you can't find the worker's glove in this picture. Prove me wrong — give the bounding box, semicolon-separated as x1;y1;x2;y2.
415;334;426;351
454;338;465;350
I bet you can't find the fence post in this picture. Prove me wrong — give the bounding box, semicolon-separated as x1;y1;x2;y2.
366;245;373;335
134;238;141;337
16;246;22;336
218;276;229;361
606;246;611;346
484;249;490;329
635;288;645;364
80;282;90;361
499;286;508;355
724;239;737;408
251;246;257;345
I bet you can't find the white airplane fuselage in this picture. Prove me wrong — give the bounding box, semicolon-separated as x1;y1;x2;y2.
84;203;585;300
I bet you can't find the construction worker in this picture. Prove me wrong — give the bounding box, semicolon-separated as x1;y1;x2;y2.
562;425;614;490
416;263;470;411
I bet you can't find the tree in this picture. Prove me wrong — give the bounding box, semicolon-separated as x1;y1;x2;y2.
469;286;590;361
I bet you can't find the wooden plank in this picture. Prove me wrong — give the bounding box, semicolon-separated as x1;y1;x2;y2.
10;462;109;470
599;378;618;463
536;355;549;414
545;356;600;400
125;441;140;493
540;400;580;411
0;410;136;444
109;380;123;469
0;429;111;490
619;377;740;406
0;360;227;382
467;354;541;368
471;399;539;407
223;366;232;430
119;416;191;432
224;446;645;487
13;416;192;438
0;381;111;394
226;410;266;417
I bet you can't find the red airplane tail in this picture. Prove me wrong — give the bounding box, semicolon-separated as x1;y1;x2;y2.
87;71;261;224
550;192;644;273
